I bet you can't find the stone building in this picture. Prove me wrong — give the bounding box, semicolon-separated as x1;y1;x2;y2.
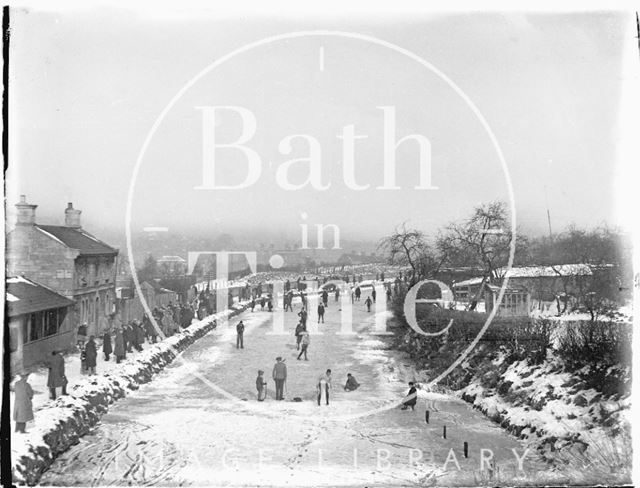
7;196;119;338
7;276;76;372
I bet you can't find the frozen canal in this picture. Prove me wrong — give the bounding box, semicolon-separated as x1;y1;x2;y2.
41;290;550;486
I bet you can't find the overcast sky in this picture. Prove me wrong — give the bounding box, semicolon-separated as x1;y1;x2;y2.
5;8;637;244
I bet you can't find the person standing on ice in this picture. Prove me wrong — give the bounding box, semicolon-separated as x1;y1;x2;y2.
85;336;97;375
272;357;287;400
12;373;34;433
371;288;377;303
47;350;67;400
294;321;305;350
365;296;373;312
298;307;308;328
250;297;256;312
236;320;245;349
334;288;340;302
317;303;325;324
102;329;112;361
256;370;267;401
322;289;329;308
355;287;361;301
317;369;332;406
297;330;310;361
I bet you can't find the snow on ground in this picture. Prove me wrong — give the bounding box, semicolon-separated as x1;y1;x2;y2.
38;290;574;487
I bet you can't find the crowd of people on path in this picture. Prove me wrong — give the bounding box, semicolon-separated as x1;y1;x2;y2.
11;300;202;434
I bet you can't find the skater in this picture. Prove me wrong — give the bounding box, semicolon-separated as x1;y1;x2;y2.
298;307;308;327
256;370;267;401
267;297;273;312
334;288;340;302
355;287;361;301
272;357;287;400
297;330;310;361
344;373;360;391
84;336;97;375
371;288;377;303
317;369;332;406
317;302;325;324
102;329;112;361
236;320;245;349
114;327;126;364
401;382;418;410
12;373;34;433
47;350;67;400
260;297;266;310
250;297;256;312
386;287;392;301
365;296;372;312
322;289;329;307
295;321;305;350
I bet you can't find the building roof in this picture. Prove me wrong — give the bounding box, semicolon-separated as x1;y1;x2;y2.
498;264;592;278
158;256;187;263
452;277;484;288
36;225;118;256
6;276;75;316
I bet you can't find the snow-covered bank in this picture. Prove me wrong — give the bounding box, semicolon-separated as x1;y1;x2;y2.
458;353;632;475
10;302;248;486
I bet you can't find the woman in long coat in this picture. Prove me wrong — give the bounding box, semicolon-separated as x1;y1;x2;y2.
103;330;112;361
114;328;126;363
47;351;67;399
13;373;34;432
84;336;98;374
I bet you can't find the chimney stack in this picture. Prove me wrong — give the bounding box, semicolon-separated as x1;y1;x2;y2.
15;195;37;225
65;202;82;228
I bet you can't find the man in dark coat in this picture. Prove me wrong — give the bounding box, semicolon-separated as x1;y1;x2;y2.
47;351;67;399
317;303;325;323
236;320;245;349
103;330;112;361
272;357;287;401
371;288;377;303
84;336;97;374
114;327;126;363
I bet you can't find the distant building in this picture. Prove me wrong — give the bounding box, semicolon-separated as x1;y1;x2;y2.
158;255;187;276
484;284;530;317
7;196;119;337
7;276;76;372
452;264;596;316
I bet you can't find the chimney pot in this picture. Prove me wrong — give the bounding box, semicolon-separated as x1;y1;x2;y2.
15;195;37;225
65;202;82;228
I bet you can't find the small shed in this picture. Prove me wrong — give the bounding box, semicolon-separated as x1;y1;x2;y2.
484;284;530;317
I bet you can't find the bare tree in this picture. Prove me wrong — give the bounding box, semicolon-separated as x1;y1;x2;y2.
437;201;517;310
378;223;443;286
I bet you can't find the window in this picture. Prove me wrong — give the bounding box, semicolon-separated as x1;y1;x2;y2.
28;312;44;342
24;308;66;343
